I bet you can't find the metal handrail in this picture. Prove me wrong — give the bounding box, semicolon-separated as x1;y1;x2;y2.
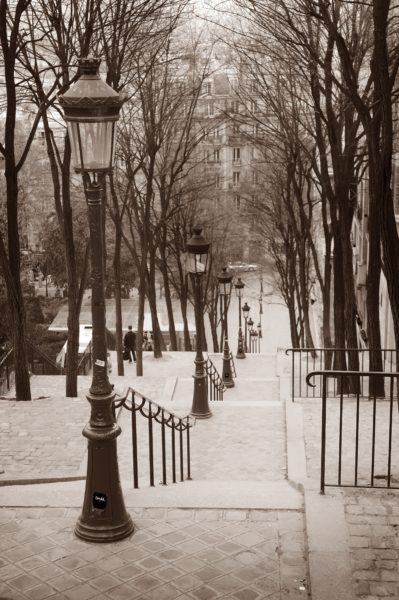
205;357;225;400
26;338;64;375
0;348;14;394
114;387;195;489
286;347;398;401
229;351;237;377
307;370;399;493
0;339;64;394
77;341;92;375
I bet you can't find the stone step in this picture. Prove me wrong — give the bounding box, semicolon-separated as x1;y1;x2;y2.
0;479;303;510
209;352;278;378
171;377;280;404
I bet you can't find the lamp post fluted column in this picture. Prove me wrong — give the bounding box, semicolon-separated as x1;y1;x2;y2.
60;56;133;543
242;302;250;354
187;227;212;419
247;317;254;354
235;278;245;359
218;267;234;388
191;272;211;418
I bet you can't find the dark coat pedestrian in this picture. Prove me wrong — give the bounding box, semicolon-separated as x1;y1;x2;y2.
123;326;136;362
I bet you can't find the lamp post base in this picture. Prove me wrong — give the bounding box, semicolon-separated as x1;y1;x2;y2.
191;372;212;419
236;327;246;359
76;391;134;543
75;515;134;543
222;338;235;388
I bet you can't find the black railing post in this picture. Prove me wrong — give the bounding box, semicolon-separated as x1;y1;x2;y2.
186;416;192;480
179;421;184;482
292;351;295;402
131;393;139;489
172;419;176;484
320;374;327;494
148;403;155;487
161;409;167;486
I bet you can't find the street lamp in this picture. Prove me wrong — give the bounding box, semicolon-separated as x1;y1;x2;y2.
259;295;263;338
59;56;133;543
234;277;245;359
218;267;234;388
247;317;254;353
186;226;212;419
242;302;250;353
257;322;262;343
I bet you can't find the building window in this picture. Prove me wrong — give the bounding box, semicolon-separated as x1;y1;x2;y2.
233;123;240;134
215;174;220;189
208;125;221;139
203;80;212;95
231;100;240;113
251;79;258;92
206;148;220;162
234;194;241;210
233;147;241;164
207;101;214;116
252;170;258;184
250;100;258;114
233;171;240;187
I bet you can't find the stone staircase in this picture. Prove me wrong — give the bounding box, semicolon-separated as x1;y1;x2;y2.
112;351;302;512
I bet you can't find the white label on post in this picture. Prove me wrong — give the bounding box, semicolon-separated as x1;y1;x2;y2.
95;359;105;367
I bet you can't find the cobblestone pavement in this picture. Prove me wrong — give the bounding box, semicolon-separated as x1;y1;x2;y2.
0;395;87;480
0;507;310;600
344;489;399;599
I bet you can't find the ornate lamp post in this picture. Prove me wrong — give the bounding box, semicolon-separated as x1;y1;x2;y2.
242;302;250;352
247;317;254;353
234;277;245;359
59;56;134;543
187;227;212;418
218;267;234;388
257;322;262;347
259;295;263;338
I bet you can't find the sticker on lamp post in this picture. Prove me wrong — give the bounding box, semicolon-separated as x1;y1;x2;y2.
93;492;107;510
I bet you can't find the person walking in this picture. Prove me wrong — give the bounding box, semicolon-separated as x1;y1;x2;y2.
123;325;136;363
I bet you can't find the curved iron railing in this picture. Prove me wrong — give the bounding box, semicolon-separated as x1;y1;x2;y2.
229;351;237;378
114;388;195;489
26;338;64;375
286;347;398;401
205;357;225;400
0;340;64;394
0;348;14;395
307;370;399;493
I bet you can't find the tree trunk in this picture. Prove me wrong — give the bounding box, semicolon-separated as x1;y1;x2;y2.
208;311;219;353
331;221;350;393
136;272;146;376
339;184;360;393
11;298;31;400
367;146;384;396
179;287;192;351
65;290;80;398
146;276;165;356
160;254;178;350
